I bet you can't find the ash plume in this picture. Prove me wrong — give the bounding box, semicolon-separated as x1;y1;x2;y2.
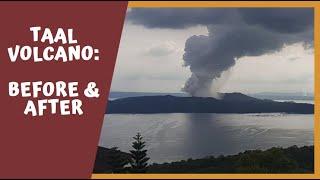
128;8;313;97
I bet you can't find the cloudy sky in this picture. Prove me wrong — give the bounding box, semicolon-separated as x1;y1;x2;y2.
110;8;314;95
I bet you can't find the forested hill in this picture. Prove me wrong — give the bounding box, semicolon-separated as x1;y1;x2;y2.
106;93;314;114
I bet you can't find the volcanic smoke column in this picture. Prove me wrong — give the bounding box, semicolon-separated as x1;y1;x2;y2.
181;9;313;97
128;8;314;97
182;26;237;97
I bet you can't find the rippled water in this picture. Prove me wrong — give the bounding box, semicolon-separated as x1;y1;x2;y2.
99;113;313;163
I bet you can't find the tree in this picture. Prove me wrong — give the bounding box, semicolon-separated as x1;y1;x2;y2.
106;147;130;173
129;133;150;173
93;146;130;173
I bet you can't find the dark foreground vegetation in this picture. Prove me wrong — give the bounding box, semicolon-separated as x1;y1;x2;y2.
147;145;314;173
94;136;314;174
95;133;149;173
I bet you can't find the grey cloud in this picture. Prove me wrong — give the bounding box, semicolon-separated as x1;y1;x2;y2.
238;8;313;34
128;8;313;33
127;8;238;29
127;8;314;97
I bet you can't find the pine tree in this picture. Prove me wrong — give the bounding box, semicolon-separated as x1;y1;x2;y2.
129;133;150;173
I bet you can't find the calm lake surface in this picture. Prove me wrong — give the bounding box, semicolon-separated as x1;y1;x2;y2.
99;112;314;163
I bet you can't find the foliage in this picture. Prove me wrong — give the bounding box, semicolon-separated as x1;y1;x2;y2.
94;140;313;174
148;146;314;173
93;146;130;173
129;133;150;173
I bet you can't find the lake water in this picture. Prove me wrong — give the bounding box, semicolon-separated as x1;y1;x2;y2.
99;113;314;163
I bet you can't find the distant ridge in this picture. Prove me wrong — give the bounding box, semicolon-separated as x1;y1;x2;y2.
109;91;188;99
109;91;314;101
106;93;313;114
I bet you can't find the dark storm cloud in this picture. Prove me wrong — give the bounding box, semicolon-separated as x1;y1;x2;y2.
238;8;313;34
128;8;313;33
127;8;314;97
127;9;237;29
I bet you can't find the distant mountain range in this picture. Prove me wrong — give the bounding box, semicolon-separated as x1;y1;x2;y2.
109;91;314;100
106;92;313;114
250;92;314;101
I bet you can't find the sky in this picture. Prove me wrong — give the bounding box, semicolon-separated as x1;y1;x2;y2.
110;8;314;95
